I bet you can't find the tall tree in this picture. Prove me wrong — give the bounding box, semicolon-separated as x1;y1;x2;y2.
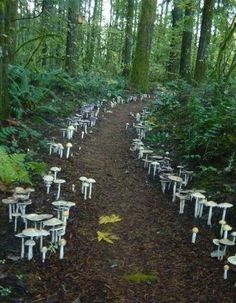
122;0;134;76
194;0;215;81
129;0;157;92
167;0;183;79
65;0;80;74
179;0;194;80
0;0;10;120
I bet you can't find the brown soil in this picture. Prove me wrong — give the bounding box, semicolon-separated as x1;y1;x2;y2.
0;101;236;303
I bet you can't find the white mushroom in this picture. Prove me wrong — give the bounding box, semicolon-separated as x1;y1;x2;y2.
43;174;54;194
57;143;64;158
87;178;96;199
66;143;73;159
223;224;232;239
2;197;17;222
41;246;48;263
25;239;36;261
219;220;226;237
50;167;61;180
191;227;199;244
205;201;218;226
191;192;205;218
218;202;233;221
59;239;67;259
224;264;229;280
67;125;75;139
79;176;88;194
54;179;66;200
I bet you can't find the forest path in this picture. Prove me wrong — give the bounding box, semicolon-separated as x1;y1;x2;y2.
17;100;233;303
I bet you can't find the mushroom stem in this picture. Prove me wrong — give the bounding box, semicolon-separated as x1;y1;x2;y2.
66;147;70;159
21;238;25;259
59;245;64;259
56;184;61;200
89;184;93;199
222;208;227;221
81;131;85;139
28;246;33;261
207;207;213;226
84;186;88;200
224;265;229;280
192;232;197;243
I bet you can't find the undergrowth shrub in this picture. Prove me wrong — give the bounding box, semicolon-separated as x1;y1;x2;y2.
0;147;46;185
147;80;236;192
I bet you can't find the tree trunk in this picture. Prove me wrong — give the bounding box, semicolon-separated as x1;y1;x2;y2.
65;0;80;75
0;0;10;120
129;0;157;92
179;0;194;80
5;0;17;63
167;0;183;79
194;0;215;82
122;0;134;76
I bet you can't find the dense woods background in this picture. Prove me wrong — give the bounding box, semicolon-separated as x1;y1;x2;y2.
0;0;236;193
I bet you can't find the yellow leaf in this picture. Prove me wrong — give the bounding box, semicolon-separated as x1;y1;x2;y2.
97;231;119;244
99;214;122;225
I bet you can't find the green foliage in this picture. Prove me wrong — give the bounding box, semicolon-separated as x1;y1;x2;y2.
147;79;236;190
0;147;46;185
0;286;12;297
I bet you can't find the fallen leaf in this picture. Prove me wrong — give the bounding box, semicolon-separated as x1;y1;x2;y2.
99;214;122;225
97;231;119;244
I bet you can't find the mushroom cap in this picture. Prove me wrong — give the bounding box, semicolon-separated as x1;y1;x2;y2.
228;256;236;265
25;187;35;193
87;178;96;183
59;239;67;246
14;187;26;194
83;182;90;188
231;231;236;237
41;246;48;253
52;200;75;208
66;143;73;148
191;192;205;199
2;197;17;204
50;167;61;172
175;193;186;200
62;210;69;217
224;264;230;270
218;202;233;209
168;175;183;183
219;239;235;246
54;179;66;184
213;238;220;246
22;228;42;237
205;201;218;207
25;239;36;246
68;125;75;130
192;227;199;233
79;176;88;182
57;143;64;149
43;217;64;226
219;220;226;225
43;175;54;182
223;224;232;231
15;233;25;238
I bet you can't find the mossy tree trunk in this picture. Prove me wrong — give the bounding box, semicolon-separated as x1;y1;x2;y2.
5;0;17;63
0;0;10;121
122;0;134;76
129;0;157;92
65;0;80;75
167;0;183;79
179;0;194;80
194;0;215;82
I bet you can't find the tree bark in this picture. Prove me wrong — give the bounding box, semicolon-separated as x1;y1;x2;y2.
167;0;183;79
0;0;10;120
194;0;215;82
65;0;80;74
129;0;157;92
179;0;194;80
122;0;134;76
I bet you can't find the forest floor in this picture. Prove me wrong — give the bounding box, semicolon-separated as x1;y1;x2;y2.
0;100;236;303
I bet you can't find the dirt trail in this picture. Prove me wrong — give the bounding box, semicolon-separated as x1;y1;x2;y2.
1;101;235;303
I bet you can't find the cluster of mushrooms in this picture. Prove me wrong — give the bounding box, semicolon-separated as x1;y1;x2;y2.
130;106;236;283
1;102;101;262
